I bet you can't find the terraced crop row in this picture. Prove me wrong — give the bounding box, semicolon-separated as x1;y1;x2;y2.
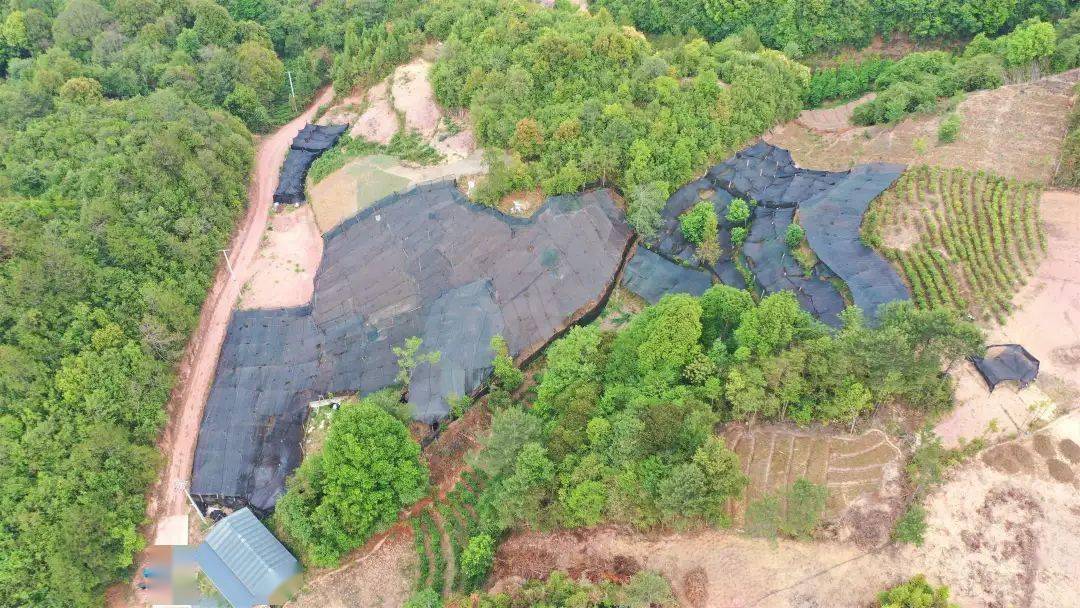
410;470;488;597
864;166;1045;324
720;426;902;525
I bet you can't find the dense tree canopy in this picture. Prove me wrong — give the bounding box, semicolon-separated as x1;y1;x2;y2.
590;0;1075;56
423;0;808;208
467;290;982;539
0;90;252;606
275;398;429;566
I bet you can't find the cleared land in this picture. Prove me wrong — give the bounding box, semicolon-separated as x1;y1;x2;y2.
864;165;1045;324
487;413;1080;608
238;205;323;310
767;69;1080;183
720;425;904;526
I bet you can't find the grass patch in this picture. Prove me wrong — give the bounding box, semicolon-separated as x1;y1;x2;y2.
309;131;443;184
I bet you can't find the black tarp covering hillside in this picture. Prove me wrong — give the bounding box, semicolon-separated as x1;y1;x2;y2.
192;182;632;511
272;123;347;204
743;207;846;327
636;141;906;324
621;246;714;304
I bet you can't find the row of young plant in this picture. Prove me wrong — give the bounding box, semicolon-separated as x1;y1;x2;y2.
412;469;492;598
868;165;1045;323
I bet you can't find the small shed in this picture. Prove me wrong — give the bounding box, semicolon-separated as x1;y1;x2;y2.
194;508;301;607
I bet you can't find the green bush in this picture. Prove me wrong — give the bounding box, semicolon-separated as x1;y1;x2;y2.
877;575;957;608
725;198;751;225
490;335;524;390
730;226;748;247
275;399;429;566
937;114;961;143
403;588;443;608
680;201;717;245
785;223;805;248
459;534;496;591
892;504;928;546
805;58;894;108
955;53;1005;91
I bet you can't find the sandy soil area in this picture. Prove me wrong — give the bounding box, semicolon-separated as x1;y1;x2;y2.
120;88;335;608
238;205;323;310
391;58;441;139
767;69;1080;183
351;81;399;145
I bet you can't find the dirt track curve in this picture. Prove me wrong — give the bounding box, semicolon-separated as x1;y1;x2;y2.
145;88;334;534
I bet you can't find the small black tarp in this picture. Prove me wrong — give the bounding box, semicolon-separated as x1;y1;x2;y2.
972;344;1040;391
272;124;348;204
621;246;714;304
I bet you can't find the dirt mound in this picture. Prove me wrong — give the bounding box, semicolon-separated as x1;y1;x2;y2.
1060;438;1080;463
767;69;1080;183
1033;433;1058;459
983;443;1037;475
1046;459;1076;483
682;567;708;608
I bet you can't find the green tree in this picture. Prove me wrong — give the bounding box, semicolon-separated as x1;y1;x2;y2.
490;334;523;390
680;200;716;244
725;198;751;225
393;336;442;386
275;400;429;566
785;223;805;248
779;478;827;540
224;84;270;131
892;504;928;546
469;407;543;478
627;181;669;238
699;284;755;346
459;534;496;590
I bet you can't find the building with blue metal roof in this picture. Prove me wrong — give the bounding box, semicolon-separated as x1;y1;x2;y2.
194;508;301;607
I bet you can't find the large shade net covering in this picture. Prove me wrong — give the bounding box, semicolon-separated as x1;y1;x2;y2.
632;141;907;325
743;207;846;327
272;123;347;204
621;246;713;304
972;344;1040;391
192;182;632;511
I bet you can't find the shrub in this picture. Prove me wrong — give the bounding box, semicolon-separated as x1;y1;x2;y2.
680;201;716;244
805;58;894;108
459;534;496;590
725;198;751;225
403;588;443;608
892;504;928;546
785;223;805;248
937;114;961;143
779;478;827;540
730;226;748;247
877;575;957;608
275;400;429;566
490;335;523;390
955;53;1005;91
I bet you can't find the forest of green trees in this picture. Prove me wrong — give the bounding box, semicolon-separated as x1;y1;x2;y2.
590;0;1076;57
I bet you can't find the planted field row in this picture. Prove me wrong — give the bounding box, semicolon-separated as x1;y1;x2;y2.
409;470;489;597
865;166;1046;324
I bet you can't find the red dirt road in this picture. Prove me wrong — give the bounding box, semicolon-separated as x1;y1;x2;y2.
144;88;334;534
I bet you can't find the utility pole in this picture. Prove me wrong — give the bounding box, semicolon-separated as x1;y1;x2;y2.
221;249;234;281
287;70;297;113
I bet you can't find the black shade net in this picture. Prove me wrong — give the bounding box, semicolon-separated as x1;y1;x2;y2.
192;182;632;510
272;123;348;204
972;344;1040;391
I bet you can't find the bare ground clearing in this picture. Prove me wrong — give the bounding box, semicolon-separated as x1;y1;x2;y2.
237;204;323;309
767;70;1080;183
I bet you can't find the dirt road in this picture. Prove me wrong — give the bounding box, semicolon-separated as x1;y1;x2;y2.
144;87;334;535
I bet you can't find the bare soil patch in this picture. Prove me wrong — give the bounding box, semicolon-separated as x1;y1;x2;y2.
237;205;323;309
289;527;415;608
796;94;875;133
766;69;1080;183
391;58;441;139
1060;438;1080;463
682;567;708;608
351;81;398;145
719;424;903;529
497;188;546;217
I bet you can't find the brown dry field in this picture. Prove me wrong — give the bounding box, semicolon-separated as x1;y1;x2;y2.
720;425;904;528
767;69;1080;184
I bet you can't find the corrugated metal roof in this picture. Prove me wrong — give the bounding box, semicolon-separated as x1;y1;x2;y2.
195;508;301;607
